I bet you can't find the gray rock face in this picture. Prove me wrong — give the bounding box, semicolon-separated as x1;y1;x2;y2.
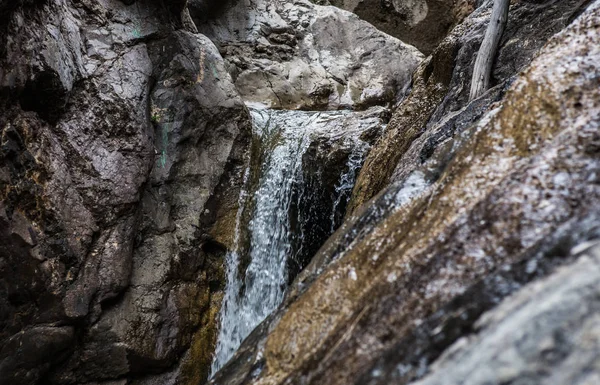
409;242;600;385
2;0;599;385
320;0;477;55
0;1;250;384
193;0;424;110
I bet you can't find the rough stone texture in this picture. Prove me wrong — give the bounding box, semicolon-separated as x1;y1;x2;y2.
1;0;418;383
406;242;600;385
348;0;591;215
318;0;478;55
209;3;600;385
0;1;250;384
2;0;600;384
292;107;389;280
0;326;75;385
193;0;424;110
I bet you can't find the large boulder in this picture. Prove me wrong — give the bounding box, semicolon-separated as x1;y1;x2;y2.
317;0;478;55
192;0;424;110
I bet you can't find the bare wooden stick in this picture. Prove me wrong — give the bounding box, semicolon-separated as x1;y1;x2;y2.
469;0;510;101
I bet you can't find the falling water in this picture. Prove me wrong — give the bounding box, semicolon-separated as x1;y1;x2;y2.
209;161;251;376
211;108;374;375
330;141;369;232
211;109;317;373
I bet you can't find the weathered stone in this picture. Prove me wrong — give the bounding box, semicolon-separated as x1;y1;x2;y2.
323;0;478;55
209;3;600;384
0;326;75;385
349;0;591;215
2;0;599;384
0;0;251;384
194;0;423;110
404;242;600;385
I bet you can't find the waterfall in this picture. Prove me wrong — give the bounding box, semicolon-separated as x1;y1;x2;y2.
330;141;369;232
209;162;250;376
210;108;373;375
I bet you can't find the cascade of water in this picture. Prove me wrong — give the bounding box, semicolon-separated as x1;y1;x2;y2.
330;141;369;232
210;108;376;375
211;109;323;374
209;159;251;375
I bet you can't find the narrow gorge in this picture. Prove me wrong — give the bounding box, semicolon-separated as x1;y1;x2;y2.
210;107;380;374
1;1;599;385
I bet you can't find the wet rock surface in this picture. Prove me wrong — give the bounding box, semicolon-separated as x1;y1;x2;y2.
1;0;599;384
209;106;388;374
209;2;600;385
1;1;249;384
290;106;389;280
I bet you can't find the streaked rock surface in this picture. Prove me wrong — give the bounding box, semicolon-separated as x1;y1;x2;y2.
209;3;600;384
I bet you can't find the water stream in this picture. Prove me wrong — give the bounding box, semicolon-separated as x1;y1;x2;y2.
210;108;371;374
330;140;369;232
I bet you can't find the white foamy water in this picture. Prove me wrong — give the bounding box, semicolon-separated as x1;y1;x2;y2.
211;110;324;374
330;140;370;232
211;108;374;375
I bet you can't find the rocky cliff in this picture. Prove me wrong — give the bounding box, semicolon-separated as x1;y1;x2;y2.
0;0;418;384
1;1;599;385
0;1;252;384
209;1;600;385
